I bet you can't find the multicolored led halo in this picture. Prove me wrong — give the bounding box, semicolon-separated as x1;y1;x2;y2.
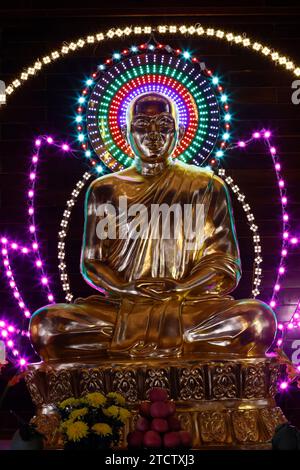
107;77;199;162
85;52;225;170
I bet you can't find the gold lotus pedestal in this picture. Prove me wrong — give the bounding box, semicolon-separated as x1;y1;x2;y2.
25;357;286;449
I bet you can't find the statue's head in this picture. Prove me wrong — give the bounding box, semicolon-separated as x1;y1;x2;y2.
124;92;184;164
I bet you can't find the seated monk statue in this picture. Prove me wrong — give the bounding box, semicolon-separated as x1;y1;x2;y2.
29;92;277;362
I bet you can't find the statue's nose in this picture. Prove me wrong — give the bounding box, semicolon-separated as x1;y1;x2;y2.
148;121;158;134
148;121;160;139
148;131;159;141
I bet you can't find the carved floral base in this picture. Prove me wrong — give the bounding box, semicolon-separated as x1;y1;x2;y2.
25;357;287;449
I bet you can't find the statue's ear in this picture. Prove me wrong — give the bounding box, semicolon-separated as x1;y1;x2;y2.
178;124;185;144
121;125;128;143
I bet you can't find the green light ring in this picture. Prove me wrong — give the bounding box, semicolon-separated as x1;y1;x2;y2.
98;65;213;165
86;53;223;169
104;74;201;163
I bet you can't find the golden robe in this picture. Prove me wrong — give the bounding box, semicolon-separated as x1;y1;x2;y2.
30;161;276;360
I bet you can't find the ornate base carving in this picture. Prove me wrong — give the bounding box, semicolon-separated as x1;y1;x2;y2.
25;357;286;449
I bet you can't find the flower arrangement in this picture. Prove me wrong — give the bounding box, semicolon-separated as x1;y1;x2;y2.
58;391;131;450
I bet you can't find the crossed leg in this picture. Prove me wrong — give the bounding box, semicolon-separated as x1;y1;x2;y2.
182;297;277;357
29;295;118;361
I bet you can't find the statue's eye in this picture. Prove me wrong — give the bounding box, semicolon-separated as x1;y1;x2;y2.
133;119;149;128
158;118;174;129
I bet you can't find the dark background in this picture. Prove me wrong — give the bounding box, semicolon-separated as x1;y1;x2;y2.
0;0;300;438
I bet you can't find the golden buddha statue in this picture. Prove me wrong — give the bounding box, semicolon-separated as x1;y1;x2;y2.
29;92;277;362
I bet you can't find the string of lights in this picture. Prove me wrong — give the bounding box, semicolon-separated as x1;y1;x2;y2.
0;25;299;384
3;24;300;101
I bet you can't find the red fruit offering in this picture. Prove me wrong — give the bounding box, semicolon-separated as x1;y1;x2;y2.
179;431;192;448
150;401;170;419
166;401;176;416
167;416;181;431
143;430;162;448
139;401;152;417
149;387;168;402
163;431;181;448
136;416;150;432
127;431;144;448
151;418;169;433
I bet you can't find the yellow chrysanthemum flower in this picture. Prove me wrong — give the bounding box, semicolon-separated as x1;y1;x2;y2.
66;421;89;442
107;392;126;406
118;407;131;423
84;392;107;408
60;418;74;431
103;405;119;418
92;423;113;436
59;397;80;409
69;407;88;420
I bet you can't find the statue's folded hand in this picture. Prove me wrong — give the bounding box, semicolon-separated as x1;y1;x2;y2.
134;278;179;300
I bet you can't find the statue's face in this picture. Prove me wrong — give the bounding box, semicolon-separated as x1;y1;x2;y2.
126;94;180;163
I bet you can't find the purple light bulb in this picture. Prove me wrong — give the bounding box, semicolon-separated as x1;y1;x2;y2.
279;381;288;390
